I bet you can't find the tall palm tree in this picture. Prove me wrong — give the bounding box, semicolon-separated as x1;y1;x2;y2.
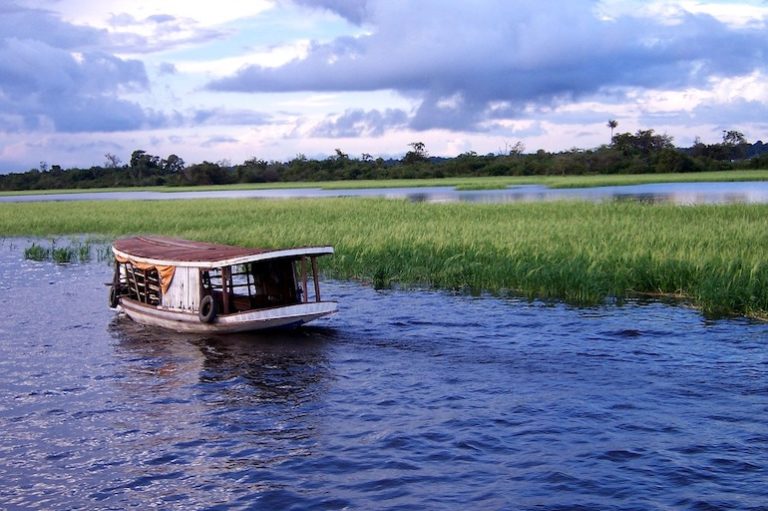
607;119;618;142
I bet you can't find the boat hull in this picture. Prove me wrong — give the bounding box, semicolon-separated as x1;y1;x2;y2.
118;298;337;333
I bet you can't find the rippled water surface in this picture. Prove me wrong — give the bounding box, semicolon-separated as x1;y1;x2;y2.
1;239;767;510
3;181;768;204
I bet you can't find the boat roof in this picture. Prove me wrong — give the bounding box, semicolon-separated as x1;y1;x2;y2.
112;236;334;268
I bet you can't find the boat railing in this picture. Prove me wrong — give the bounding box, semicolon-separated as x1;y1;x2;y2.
122;262;161;305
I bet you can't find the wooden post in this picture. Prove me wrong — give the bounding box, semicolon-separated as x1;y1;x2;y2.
221;267;231;314
245;265;253;301
301;257;308;303
199;269;206;306
311;256;321;302
128;265;140;302
142;269;149;303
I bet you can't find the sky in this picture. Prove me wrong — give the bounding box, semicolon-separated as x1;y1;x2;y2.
1;0;767;172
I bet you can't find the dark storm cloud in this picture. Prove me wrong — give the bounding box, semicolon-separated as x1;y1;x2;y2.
208;0;768;131
0;2;162;133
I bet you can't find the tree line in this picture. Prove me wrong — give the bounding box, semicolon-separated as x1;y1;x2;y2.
1;131;767;191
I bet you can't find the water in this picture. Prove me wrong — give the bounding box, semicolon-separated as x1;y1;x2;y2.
3;181;768;205
1;239;767;510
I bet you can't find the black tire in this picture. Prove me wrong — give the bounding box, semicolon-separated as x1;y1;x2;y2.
109;285;119;308
199;295;217;323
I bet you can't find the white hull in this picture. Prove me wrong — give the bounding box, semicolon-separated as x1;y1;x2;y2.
119;298;337;333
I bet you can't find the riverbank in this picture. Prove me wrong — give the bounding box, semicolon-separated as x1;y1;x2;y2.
2;198;766;319
1;169;767;196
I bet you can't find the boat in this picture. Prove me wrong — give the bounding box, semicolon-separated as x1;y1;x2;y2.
109;236;337;333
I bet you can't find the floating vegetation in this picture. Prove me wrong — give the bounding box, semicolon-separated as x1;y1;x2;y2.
51;246;75;263
22;239;95;264
23;243;49;261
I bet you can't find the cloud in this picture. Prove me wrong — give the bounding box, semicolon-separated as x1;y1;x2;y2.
158;62;177;75
202;135;240;148
103;13;228;54
0;1;158;133
207;0;768;132
192;109;273;126
0;1;107;49
310;108;408;137
288;0;372;25
57;0;273;30
688;98;768;126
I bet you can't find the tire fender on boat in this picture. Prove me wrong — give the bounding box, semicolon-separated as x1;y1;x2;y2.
199;295;217;323
109;285;119;309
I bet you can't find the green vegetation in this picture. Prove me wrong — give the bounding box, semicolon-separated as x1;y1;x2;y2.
3;198;767;319
22;239;96;264
1;129;767;191
23;243;49;261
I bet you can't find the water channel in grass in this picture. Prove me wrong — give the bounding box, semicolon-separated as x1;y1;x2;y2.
3;180;768;204
1;238;767;510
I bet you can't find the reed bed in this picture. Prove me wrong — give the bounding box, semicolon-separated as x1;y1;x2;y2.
22;239;99;263
2;198;766;318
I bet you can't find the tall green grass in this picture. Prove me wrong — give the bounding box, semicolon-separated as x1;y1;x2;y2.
2;198;767;318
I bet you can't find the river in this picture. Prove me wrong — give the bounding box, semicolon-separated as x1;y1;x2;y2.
1;239;766;510
2;181;768;205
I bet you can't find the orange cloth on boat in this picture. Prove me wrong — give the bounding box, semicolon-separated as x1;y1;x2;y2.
114;254;176;294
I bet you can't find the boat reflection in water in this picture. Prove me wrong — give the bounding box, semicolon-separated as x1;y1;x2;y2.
108;316;335;405
107;316;336;493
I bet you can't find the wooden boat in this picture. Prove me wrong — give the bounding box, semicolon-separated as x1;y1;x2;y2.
109;236;337;333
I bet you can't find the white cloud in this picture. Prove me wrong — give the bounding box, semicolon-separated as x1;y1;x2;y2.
598;0;768;26
710;71;768;102
174;40;311;76
30;0;273;29
680;0;768;26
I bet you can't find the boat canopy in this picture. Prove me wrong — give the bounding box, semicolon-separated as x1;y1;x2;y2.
112;236;334;268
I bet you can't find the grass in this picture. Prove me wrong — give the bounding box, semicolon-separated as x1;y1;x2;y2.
23;242;49;261
22;239;96;264
2;169;767;196
2;197;767;319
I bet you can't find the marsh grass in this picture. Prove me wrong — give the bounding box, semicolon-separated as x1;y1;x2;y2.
23;243;49;261
2;198;767;318
22;239;95;264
